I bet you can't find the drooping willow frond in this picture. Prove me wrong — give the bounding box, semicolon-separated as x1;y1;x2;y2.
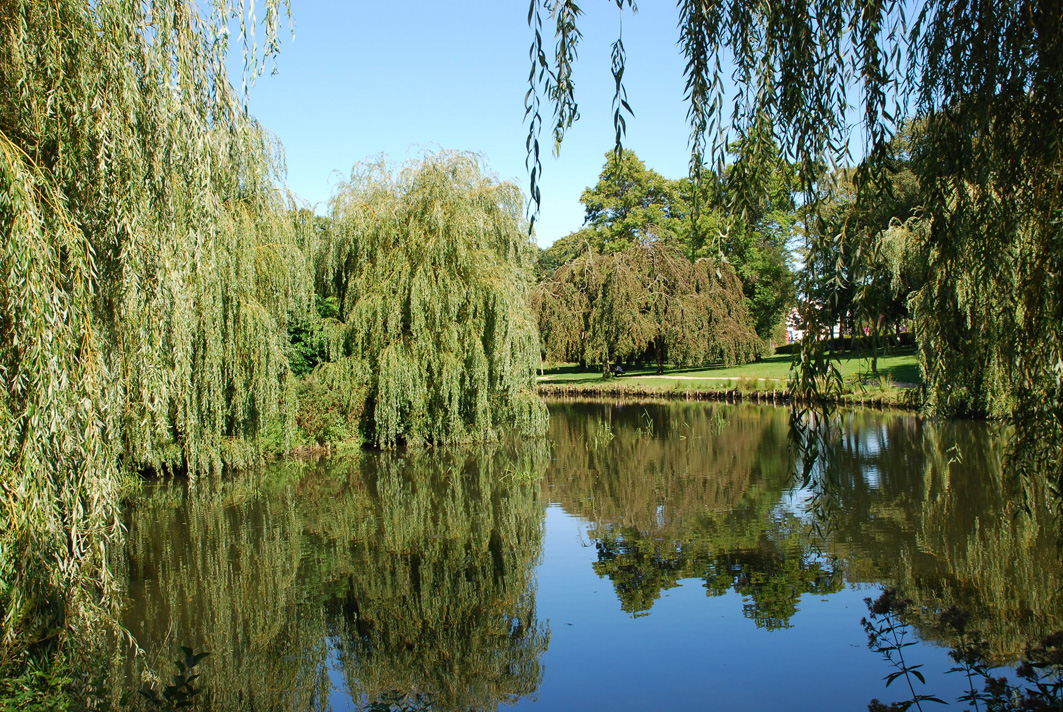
319;152;548;448
532;241;759;372
1;0;304;664
526;1;1063;504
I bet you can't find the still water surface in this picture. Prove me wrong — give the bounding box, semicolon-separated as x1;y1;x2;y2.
121;400;1062;710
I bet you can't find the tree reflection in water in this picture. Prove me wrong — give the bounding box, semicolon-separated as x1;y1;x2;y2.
116;401;1063;709
545;400;842;627
119;441;549;711
823;410;1063;662
544;400;1063;657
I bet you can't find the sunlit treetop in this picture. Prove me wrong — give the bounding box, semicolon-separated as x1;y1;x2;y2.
317;152;548;448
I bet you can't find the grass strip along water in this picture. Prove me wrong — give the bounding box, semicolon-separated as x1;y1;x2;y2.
536;350;923;410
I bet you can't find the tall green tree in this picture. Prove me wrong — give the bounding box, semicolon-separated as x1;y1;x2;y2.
817;122;927;356
544;147;798;347
578;149;686;253
539;149;685;273
316;152;547;447
687;133;799;346
0;0;307;673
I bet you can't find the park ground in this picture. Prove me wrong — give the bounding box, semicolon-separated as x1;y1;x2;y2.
536;348;922;408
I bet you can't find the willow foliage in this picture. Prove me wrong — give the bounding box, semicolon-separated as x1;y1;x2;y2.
525;2;1063;416
1;0;308;665
532;242;759;372
318;153;548;448
527;0;1063;501
905;3;1062;421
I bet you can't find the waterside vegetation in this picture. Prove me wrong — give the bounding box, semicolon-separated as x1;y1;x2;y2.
310;153;547;449
0;0;545;695
3;0;1063;707
532;241;760;377
528;0;1063;430
537;350;922;409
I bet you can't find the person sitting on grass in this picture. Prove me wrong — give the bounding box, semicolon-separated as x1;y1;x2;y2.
614;363;624;376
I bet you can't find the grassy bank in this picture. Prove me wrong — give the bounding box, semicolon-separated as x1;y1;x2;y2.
536;349;923;410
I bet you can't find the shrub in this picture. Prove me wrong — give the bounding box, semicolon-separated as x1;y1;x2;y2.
295;358;369;447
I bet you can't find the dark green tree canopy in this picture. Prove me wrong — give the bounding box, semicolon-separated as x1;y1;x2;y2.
696;135;799;344
578;149;686;253
538;149;686;273
804;121;927;351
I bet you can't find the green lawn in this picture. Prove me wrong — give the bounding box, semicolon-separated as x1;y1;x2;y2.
538;348;921;390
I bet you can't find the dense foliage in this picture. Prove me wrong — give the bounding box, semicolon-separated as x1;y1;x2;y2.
532;241;759;373
526;1;1063;413
799;123;926;373
902;5;1060;426
544;150;686;265
0;1;548;690
702;136;799;345
541;148;797;347
0;0;306;675
316;153;548;447
526;0;1063;500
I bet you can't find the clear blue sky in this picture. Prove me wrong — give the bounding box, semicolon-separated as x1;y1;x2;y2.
235;2;697;248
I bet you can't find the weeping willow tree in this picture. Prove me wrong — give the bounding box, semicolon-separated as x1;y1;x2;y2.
531;242;759;373
525;1;1063;493
316;152;548;448
0;0;310;681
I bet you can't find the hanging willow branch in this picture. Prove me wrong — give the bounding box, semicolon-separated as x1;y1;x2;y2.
526;0;1063;510
0;0;305;666
525;0;905;401
525;0;1062;408
532;241;758;373
319;152;548;448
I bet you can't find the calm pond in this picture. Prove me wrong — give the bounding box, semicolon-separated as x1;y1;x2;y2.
119;400;1062;710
